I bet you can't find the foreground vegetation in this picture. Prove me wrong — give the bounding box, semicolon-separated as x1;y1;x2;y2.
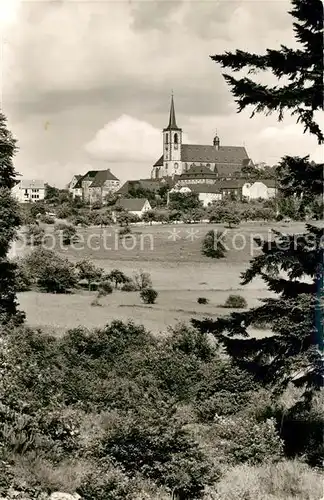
0;321;322;499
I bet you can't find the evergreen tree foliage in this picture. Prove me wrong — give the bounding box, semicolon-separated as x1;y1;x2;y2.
211;0;323;143
0;112;24;325
194;0;324;400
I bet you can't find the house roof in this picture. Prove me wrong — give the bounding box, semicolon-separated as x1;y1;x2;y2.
179;164;218;180
74;170;99;189
259;178;277;188
17;179;45;189
116;198;149;212
180;184;221;194
117;179;162;195
89;169;119;188
218;179;246;189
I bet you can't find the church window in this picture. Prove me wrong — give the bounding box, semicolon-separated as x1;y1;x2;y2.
165;163;168;171
174;133;178;144
174;163;178;170
165;133;169;144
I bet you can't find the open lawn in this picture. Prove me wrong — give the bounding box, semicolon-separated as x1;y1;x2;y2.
15;221;312;334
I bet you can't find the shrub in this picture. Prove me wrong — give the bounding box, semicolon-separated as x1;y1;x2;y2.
223;294;247;309
25;224;45;246
98;280;113;297
202;230;226;259
119;226;132;237
208;415;283;465
75;260;104;282
197;297;208;304
23;248;77;293
121;281;137;292
98;412;215;498
140;288;158;304
55;222;77;245
40;214;55;224
14;260;32;292
209;460;322;500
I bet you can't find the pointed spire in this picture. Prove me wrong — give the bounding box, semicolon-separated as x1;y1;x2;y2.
166;93;179;130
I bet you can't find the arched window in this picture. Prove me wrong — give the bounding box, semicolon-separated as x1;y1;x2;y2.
174;163;178;170
165;133;169;144
174;133;178;144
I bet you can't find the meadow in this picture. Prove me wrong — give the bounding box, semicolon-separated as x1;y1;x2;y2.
16;221;308;335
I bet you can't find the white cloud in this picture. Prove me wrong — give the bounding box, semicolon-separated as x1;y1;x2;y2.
85;114;189;163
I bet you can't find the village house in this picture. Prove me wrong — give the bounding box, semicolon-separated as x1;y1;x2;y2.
114;197;152;219
70;169;120;202
151;95;252;180
170;184;222;207
242;179;277;200
12;179;45;203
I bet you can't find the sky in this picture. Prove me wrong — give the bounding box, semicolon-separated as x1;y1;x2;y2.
0;0;322;187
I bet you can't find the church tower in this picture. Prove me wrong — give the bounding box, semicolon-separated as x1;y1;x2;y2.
162;94;182;177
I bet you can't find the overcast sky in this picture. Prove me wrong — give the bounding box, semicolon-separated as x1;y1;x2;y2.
0;0;322;187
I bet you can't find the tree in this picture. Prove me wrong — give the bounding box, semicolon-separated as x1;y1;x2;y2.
202;230;227;259
223;210;241;228
0;112;24;325
133;270;152;290
108;269;129;289
142;210;156;225
211;0;323;143
194;0;324;404
168;192;201;212
23;248;77;293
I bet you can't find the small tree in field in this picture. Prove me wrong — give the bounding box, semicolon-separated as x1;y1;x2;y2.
133;270;152;291
223;294;247;309
108;269;129;289
140;288;158;304
223;211;240;228
202;230;227;259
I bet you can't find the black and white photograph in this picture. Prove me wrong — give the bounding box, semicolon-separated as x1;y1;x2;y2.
0;0;323;498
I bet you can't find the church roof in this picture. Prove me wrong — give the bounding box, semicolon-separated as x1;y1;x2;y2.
152;145;250;169
181;144;249;164
164;95;181;131
89;169;119;188
182;184;221;194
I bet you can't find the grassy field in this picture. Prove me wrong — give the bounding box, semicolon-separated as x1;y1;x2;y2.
15;221;310;334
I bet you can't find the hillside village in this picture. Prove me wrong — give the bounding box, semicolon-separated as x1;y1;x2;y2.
12;96;278;214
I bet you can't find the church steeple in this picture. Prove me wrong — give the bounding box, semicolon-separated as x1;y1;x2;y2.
165;93;180;130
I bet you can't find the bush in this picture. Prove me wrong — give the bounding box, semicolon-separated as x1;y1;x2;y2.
208;415;283;465
197;297;208;304
40;214;55;224
55;222;77;245
98;412;214;498
209;460;322;500
14;260;32;292
98;280;113;297
25;224;45;246
223;294;247;309
119;226;132;237
23;248;77;293
140;288;158;304
121;281;137;292
202;230;226;259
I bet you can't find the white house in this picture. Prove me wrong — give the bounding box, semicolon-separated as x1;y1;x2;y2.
169;184;222;207
114;198;152;218
242;179;276;200
12;179;45;203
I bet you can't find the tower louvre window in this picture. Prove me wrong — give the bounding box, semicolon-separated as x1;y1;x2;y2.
174;133;178;144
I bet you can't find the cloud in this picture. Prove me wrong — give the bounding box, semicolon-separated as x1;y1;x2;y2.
85;114;190;163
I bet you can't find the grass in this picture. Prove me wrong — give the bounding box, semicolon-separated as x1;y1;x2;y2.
14;222;309;335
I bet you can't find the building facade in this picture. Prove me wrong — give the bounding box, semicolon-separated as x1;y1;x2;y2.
70;169;120;202
12;179;45;203
151;95;252;180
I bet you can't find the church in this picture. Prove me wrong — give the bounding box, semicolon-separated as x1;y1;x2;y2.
151;95;253;181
